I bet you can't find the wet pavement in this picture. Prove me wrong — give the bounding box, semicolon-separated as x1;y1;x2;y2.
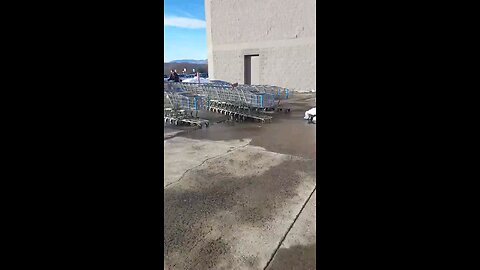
164;92;316;269
174;93;316;159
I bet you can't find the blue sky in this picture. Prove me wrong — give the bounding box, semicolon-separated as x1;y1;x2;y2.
164;0;207;62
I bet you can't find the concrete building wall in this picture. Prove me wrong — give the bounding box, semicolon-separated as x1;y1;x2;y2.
205;0;316;91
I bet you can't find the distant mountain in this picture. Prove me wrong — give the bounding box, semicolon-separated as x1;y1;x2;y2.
164;62;208;75
169;59;207;64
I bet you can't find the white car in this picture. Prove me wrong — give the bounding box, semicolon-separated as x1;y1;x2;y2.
304;108;316;123
182;77;210;84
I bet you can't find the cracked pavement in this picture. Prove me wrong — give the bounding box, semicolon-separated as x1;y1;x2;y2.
164;93;316;269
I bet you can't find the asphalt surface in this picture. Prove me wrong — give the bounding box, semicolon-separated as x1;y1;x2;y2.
164;93;316;269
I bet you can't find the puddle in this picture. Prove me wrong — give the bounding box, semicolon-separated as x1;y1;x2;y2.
164;93;316;159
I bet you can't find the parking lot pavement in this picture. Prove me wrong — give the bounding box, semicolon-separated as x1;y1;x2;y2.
164;138;315;269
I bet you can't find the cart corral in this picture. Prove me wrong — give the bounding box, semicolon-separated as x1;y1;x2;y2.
164;82;291;127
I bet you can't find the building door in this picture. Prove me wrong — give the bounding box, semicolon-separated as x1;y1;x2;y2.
244;55;259;85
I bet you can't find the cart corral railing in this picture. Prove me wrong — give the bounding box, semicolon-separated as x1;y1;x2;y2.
164;92;204;111
163;82;288;109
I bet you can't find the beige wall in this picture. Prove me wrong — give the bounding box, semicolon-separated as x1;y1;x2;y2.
205;0;316;91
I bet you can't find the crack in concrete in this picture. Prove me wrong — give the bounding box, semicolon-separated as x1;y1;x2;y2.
164;133;182;141
262;185;316;270
164;142;251;190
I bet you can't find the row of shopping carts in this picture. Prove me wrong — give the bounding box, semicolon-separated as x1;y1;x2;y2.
164;82;288;109
163;82;289;125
